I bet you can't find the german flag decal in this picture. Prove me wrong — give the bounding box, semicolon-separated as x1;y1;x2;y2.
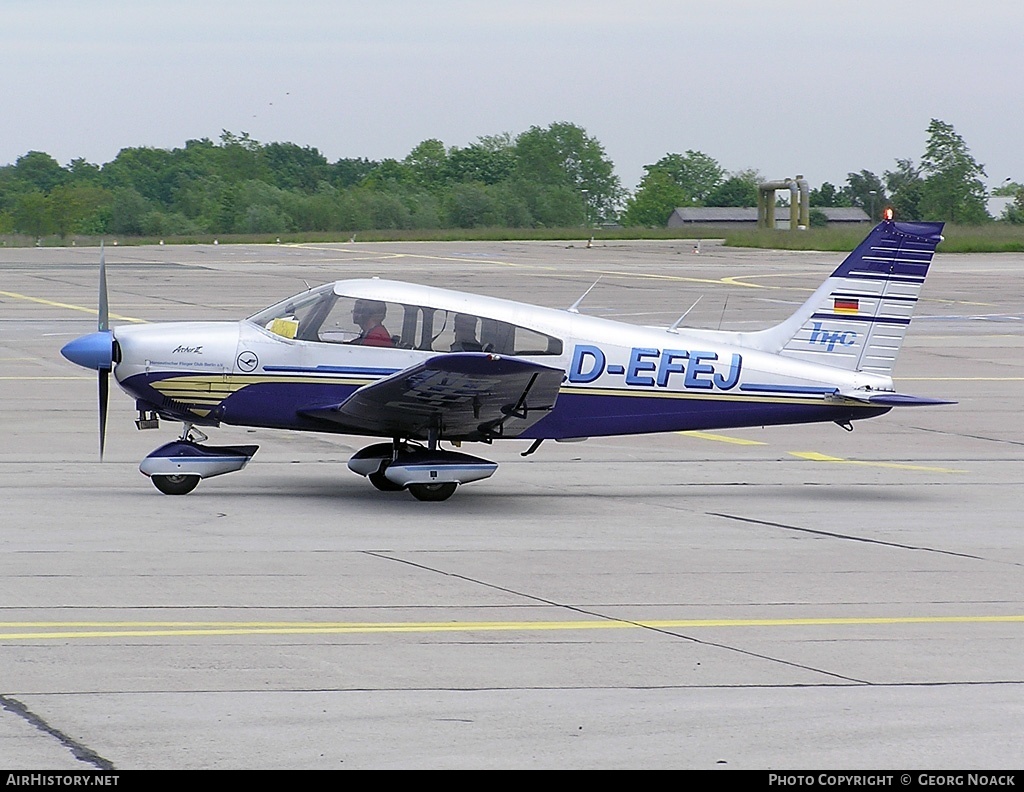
833;297;859;314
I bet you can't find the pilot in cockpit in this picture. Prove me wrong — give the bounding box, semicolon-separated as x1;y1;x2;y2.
347;299;394;347
450;313;483;352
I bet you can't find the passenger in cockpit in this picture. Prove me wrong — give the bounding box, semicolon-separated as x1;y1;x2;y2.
348;299;394;347
450;313;483;352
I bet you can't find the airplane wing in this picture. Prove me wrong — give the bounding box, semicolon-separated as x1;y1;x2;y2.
300;353;564;440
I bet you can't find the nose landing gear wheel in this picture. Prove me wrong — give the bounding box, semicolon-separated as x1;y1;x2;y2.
407;482;458;502
151;474;200;495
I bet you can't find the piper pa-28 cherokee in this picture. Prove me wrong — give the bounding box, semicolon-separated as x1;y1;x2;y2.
61;219;952;501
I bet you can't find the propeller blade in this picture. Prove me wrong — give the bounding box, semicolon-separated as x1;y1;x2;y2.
98;242;108;332
98;244;111;459
98;369;109;460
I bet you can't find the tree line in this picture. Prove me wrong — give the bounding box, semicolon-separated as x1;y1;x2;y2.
0;125;619;239
622;120;1015;227
1;119;1017;239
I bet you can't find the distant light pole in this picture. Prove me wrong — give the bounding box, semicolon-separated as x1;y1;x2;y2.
868;190;877;221
580;189;590;228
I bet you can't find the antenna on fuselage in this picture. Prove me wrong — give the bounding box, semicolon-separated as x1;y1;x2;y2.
567;277;602;314
667;296;702;334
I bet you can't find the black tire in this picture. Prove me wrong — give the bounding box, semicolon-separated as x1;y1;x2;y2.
151;474;200;495
368;471;405;492
407;482;458;502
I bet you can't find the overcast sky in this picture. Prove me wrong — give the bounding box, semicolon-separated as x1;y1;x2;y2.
3;0;1020;192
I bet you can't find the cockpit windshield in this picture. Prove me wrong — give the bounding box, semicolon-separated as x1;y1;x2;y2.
247;284;337;341
247;285;563;356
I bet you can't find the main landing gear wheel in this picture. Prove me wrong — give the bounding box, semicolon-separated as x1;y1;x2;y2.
151;474;200;495
368;471;405;492
407;482;458;502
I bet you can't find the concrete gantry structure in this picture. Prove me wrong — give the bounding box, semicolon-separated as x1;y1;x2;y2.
758;175;810;229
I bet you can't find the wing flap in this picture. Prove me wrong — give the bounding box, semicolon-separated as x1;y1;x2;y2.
301;353;564;439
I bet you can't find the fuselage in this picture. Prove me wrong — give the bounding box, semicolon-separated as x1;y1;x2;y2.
110;279;892;441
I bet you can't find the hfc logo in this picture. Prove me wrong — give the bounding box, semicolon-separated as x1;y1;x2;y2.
809;321;858;352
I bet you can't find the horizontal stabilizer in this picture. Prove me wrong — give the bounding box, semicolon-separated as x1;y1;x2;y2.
859;393;957;407
836;391;956;407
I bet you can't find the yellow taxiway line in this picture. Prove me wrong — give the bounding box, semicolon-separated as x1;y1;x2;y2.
676;431;767;446
678;431;965;473
0;614;1021;641
0;290;146;323
788;451;966;474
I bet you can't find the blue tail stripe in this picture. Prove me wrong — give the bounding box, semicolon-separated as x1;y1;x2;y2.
810;313;911;325
833;221;943;279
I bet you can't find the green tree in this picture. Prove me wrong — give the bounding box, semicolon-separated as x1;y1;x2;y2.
491;182;532;227
108;187;150;235
706;176;757;207
236;204;291;234
808;208;829;227
263;142;329;193
48;183;113;237
140;210;200;236
445;182;500;228
884;159;924;221
447;143;515;185
0;165;25;212
1001;187;1024;224
513;122;621;222
809;181;849;207
224;180;293;233
102;146;178;205
510;180;584;227
361;159;413;190
12;151;67;193
11;191;55;237
646;151;724;204
171;174;226;231
846;170;887;220
330;157;377;188
215;130;270;185
919;119;989;223
364;190;412;229
67;158;102;184
407;191;443;229
620;169;689;226
404;139;449;191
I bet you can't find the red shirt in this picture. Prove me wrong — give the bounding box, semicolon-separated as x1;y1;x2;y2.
358;324;394;347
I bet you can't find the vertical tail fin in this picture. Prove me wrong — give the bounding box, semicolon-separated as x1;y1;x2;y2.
763;220;944;375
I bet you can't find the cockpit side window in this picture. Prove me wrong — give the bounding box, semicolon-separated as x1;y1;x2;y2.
250;290;562;356
511;325;563;356
313;297;405;347
428;310;562;356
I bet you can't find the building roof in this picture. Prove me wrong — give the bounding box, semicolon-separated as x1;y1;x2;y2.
669;207;758;223
668;206;870;225
818;207;871;222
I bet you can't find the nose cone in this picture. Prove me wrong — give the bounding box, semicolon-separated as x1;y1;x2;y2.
61;331;114;371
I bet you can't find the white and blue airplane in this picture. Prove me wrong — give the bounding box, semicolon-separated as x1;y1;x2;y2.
61;219;952;501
